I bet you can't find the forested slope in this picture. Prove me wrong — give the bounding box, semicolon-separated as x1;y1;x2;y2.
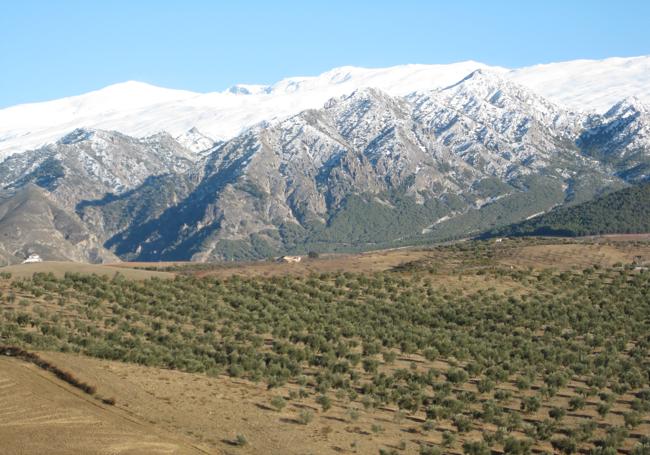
482;181;650;238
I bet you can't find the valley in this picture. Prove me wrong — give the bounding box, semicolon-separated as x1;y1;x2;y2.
3;5;649;455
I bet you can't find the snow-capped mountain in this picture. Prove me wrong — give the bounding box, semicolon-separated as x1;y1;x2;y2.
0;56;649;264
175;127;218;154
410;69;585;177
0;61;499;159
79;77;646;262
578;97;650;181
0;129;198;211
1;56;649;159
508;56;650;112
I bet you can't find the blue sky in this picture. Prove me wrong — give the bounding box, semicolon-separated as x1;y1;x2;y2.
1;0;648;108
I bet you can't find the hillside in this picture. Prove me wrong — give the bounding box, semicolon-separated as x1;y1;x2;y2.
70;74;643;261
0;185;117;265
0;356;205;454
482;181;650;238
1;238;649;454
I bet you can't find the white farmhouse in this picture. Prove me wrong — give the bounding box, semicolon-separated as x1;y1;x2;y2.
22;254;43;264
278;255;302;263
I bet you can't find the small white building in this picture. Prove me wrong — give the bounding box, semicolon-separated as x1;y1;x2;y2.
278;255;302;263
22;254;43;264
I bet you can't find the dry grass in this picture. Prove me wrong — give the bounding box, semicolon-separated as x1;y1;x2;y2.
45;352;403;454
0;261;174;280
33;348;650;455
187;248;435;279
0;356;208;454
494;241;650;270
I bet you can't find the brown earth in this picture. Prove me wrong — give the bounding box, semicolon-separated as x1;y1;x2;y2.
0;356;209;455
193;249;435;279
117;237;650;278
0;261;174;280
5;236;649;283
114;248;434;279
19;348;649;455
34;352;422;455
493;240;650;270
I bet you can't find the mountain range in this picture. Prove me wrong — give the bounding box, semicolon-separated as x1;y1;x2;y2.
2;56;650;160
0;56;649;264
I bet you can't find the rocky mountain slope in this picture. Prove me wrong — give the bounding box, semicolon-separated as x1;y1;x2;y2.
83;74;643;261
0;185;117;265
578;97;650;181
0;60;649;263
0;129;198;211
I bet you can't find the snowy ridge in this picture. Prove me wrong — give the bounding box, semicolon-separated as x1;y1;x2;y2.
508;56;650;112
409;69;585;176
0;56;649;159
0;128;197;211
175;127;217;154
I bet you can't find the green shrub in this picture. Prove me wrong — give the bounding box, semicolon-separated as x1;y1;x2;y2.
503;437;533;455
297;409;314;425
462;441;490;455
552;437;577;455
316;394;332;412
270;395;286;411
549;406;565;421
623;411;642;429
419;445;442;455
520;396;541;413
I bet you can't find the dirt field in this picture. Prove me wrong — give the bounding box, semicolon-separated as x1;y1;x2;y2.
494;240;650;270
121;248;436;279
0;249;435;282
0;356;208;455
29;348;649;455
0;261;174;280
185;238;650;278
2;237;649;454
36;352;420;455
4;237;649;284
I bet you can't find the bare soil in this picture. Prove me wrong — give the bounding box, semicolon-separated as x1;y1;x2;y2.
1;261;174;280
0;356;208;454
